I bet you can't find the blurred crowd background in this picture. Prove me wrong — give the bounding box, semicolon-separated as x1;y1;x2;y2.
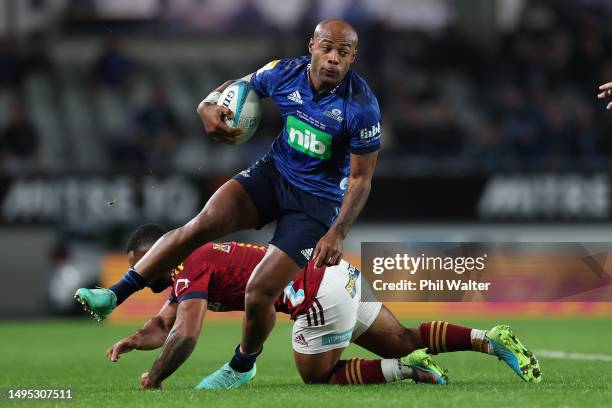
1;0;611;175
2;0;612;317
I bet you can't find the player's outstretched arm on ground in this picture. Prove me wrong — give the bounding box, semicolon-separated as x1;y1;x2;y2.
196;74;253;144
106;301;178;362
597;82;612;110
313;151;379;267
142;298;208;389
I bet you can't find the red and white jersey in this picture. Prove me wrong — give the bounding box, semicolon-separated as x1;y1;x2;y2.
168;242;326;320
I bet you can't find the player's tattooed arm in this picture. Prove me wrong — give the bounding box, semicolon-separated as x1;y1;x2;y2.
106;301;177;362
145;299;207;388
313;151;379;267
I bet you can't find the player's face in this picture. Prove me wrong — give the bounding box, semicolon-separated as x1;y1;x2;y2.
308;35;356;87
127;245;173;293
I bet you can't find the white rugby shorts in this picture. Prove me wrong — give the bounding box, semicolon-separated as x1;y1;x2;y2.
292;260;382;354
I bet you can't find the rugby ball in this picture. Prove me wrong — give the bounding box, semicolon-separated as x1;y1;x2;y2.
217;80;262;145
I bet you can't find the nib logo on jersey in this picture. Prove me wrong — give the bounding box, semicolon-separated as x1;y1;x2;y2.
286;115;332;160
359;122;381;140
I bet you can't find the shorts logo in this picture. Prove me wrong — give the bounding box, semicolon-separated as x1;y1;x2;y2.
287;90;303;104
286;116;332;160
212;243;231;253
325;108;343;122
294;334;309;347
238;168;251;178
175;278;190;294
359;122;381;140
322;328;353;346
301;247;314;260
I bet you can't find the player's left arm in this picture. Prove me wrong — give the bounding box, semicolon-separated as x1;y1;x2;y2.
597;82;612;110
313;151;378;267
107;300;178;362
141;298;208;389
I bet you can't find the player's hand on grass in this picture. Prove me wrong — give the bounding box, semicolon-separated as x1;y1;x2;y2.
197;101;243;144
140;372;163;389
107;339;136;362
597;83;612;110
313;228;344;268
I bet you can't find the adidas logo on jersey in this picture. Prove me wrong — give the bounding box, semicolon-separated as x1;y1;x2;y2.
301;247;314;260
287;90;303;104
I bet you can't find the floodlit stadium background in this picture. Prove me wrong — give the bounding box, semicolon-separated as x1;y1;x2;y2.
1;0;612;322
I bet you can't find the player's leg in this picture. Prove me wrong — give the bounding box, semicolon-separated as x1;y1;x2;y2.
291;264;445;385
353;295;541;382
229;210;330;370
196;212;321;388
75;156;281;320
352;304;421;358
133;179;259;279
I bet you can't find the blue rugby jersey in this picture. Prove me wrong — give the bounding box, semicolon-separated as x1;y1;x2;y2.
250;56;381;203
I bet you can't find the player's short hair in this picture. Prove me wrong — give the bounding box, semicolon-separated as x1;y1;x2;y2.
126;223;166;253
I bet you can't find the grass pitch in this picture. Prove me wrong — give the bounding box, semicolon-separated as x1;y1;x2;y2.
1;317;611;407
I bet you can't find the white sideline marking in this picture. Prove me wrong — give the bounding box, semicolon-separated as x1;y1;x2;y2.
534;350;612;362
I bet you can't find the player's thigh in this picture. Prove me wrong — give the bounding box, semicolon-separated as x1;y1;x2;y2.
353;304;419;358
188;179;260;237
294;348;345;384
245;245;302;299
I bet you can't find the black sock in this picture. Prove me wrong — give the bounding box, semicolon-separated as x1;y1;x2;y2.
109;268;148;305
229;344;262;373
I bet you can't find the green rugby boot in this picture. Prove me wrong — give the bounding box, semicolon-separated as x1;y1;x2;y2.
74;288;117;322
402;348;448;384
195;363;256;389
487;324;542;383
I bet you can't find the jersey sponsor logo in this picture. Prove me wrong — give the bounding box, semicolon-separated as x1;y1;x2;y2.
256;59;279;75
322;328;353;346
345;265;360;298
359;122;381;140
287;90;303;104
175;278;190;294
212;243;231;253
284;281;305;307
171;263;184;281
286;116;332;160
300;247;314;260
294;334;309;347
325;108;343;123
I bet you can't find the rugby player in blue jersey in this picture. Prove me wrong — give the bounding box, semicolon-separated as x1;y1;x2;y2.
75;19;381;387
